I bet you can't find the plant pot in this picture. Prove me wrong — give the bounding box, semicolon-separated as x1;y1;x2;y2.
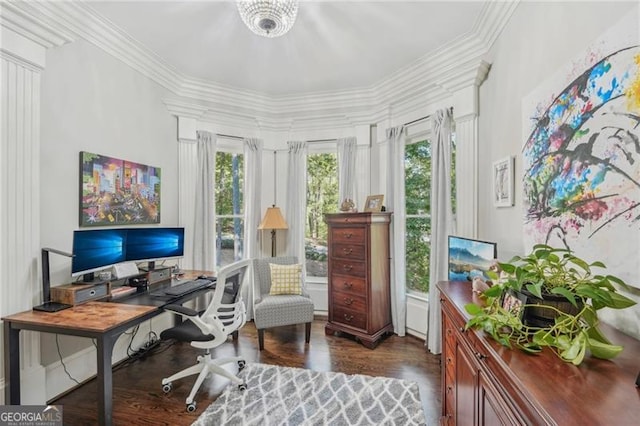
517;290;583;328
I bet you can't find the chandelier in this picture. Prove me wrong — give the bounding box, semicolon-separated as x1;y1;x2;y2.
237;0;299;38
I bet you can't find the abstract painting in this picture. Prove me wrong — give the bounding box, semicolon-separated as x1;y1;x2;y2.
522;11;640;286
79;151;161;226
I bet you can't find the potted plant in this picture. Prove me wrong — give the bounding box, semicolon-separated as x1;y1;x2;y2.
465;244;636;365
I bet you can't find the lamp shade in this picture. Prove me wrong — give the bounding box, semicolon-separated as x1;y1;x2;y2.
258;205;288;230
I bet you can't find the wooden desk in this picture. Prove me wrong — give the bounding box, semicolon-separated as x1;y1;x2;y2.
2;271;213;426
438;281;640;425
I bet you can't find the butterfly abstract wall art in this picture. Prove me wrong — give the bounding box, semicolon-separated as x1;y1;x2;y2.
522;10;640;286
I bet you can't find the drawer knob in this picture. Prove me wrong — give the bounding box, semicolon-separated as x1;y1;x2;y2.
343;232;353;238
343;314;354;322
343;265;353;272
475;352;487;360
344;297;354;305
343;282;353;289
342;248;353;255
459;327;465;333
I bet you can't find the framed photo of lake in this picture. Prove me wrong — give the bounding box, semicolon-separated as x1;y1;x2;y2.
448;235;497;281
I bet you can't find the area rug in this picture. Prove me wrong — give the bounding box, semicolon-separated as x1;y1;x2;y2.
192;363;426;426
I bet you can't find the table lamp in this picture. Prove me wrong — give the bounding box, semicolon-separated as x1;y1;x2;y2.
258;205;288;257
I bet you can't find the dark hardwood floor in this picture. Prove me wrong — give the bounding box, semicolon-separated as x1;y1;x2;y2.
52;319;442;425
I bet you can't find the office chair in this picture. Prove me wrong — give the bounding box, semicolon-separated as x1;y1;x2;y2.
252;256;314;350
160;259;250;412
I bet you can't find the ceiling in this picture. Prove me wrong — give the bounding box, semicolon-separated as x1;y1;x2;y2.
87;1;487;97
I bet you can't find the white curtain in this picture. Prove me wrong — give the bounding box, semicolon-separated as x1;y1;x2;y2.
192;130;216;272
286;141;308;268
242;137;263;319
427;108;454;354
337;137;357;207
386;126;407;336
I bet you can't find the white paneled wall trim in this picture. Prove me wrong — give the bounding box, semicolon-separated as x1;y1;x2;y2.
0;22;67;403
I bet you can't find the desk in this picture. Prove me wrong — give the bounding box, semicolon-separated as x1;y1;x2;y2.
2;271;213;426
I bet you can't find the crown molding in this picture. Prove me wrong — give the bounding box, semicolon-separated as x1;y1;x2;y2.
7;0;517;132
0;1;74;48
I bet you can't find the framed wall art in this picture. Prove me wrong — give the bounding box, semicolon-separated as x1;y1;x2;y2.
79;151;161;227
493;156;514;208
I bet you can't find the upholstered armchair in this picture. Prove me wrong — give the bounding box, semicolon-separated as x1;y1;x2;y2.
252;256;314;350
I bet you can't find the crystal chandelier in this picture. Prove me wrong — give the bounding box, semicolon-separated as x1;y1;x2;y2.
237;0;299;38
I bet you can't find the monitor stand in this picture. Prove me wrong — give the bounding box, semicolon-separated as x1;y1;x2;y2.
33;301;72;312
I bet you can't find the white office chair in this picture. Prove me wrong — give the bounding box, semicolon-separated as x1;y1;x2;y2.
160;259;250;412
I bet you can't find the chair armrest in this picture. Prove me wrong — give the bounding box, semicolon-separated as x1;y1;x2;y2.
163;304;198;317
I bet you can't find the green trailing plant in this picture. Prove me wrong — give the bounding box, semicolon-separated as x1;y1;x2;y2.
465;244;636;365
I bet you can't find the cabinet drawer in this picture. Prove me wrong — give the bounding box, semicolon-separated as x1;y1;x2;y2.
332;307;367;330
332;243;365;260
330;274;366;295
331;227;365;244
331;259;366;278
332;290;366;313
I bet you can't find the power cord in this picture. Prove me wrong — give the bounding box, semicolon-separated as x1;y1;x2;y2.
55;334;80;385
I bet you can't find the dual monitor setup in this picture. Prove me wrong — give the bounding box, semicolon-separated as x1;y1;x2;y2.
37;227;185;312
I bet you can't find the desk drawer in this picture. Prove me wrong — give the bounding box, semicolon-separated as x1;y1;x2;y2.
51;282;110;306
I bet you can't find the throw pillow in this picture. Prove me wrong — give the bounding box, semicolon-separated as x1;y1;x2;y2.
269;263;302;295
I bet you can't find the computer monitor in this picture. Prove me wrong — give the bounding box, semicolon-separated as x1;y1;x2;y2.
125;227;185;270
71;229;127;281
448;235;497;281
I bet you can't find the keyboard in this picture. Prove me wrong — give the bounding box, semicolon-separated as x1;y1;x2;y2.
164;279;212;297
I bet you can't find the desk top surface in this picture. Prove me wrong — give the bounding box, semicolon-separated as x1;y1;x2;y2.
2;302;156;332
2;269;215;332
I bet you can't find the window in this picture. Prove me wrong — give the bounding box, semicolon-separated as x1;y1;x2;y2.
404;138;456;294
306;152;338;278
215;150;244;268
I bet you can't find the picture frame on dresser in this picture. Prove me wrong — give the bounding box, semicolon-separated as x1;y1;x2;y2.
363;194;384;212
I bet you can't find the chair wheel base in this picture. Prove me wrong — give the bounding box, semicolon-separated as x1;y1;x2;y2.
162;382;172;393
186;402;197;412
238;383;247;391
238;360;246;370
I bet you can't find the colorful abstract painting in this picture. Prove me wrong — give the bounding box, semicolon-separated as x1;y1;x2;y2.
522;11;640;286
80;151;161;226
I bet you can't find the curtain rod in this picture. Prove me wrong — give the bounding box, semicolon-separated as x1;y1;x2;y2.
216;133;244;141
403;107;454;127
404;115;430;127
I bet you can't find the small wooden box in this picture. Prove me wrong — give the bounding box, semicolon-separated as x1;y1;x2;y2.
51;282;111;306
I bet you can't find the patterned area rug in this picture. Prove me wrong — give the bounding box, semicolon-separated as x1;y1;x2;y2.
192;363;426;426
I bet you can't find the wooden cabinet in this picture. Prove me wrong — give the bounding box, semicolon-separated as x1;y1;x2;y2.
438;281;640;425
324;212;393;349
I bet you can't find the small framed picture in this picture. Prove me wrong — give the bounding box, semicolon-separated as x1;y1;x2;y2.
501;290;526;318
493;156;514;207
364;194;384;212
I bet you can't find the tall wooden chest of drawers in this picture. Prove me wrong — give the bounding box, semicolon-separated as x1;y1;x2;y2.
324;212;393;348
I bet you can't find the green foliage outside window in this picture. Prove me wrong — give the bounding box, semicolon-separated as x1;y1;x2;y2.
405;138;456;294
215;152;244;267
306;153;338;277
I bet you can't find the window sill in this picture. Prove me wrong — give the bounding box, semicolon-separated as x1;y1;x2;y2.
407;292;428;303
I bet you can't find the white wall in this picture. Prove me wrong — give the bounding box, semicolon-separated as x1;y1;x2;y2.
478;1;640;338
38;38;178;381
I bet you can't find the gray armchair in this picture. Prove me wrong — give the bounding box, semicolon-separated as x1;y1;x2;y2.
252;256;314;350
